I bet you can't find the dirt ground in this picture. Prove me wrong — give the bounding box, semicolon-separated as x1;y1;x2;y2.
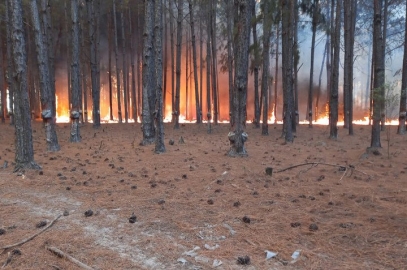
0;121;407;270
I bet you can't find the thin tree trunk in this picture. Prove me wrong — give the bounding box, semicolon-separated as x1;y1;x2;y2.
292;0;299;131
169;0;175;123
397;2;407;135
113;0;122;123
120;0;128;123
155;0;165;153
274;23;280;124
226;0;234;123
129;8;137;121
6;0;14;125
70;0;81;142
307;0;318;128
108;11;114;120
174;0;183;129
281;0;294;142
371;0;384;147
315;39;327;121
30;0;60;151
380;0;388;131
329;0;341;139
188;0;201;123
206;1;212;133
64;1;71;118
0;37;5;123
211;0;218;125
252;1;260;128
344;0;357;134
141;0;156;144
261;0;272;135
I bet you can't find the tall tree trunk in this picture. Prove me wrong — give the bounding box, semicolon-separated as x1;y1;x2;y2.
154;0;165;153
206;1;212;133
70;0;81;142
226;0;234;123
199;14;204;123
0;34;6;123
6;0;14;125
261;0;272;135
281;0;294;143
343;0;357;134
113;0;122;123
329;0;340;140
211;0;218;125
87;0;100;127
169;0;175;123
307;0;318;128
371;0;384;147
141;0;156;144
273;22;280;124
30;0;60;151
10;0;40;170
380;0;388;131
120;0;129;123
185;29;189;119
228;0;253;156
42;0;57;124
188;0;201;124
397;2;407;135
108;11;114;121
292;0;298;131
129;8;137;121
252;1;260;128
315;39;327;121
64;1;71;117
174;0;183;129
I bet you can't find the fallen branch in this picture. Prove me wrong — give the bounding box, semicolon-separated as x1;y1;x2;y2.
0;215;61;253
277;162;368;174
1;249;21;268
46;246;94;270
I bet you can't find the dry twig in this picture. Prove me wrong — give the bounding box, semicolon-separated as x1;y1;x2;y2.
0;215;61;254
46;246;94;270
276;162;369;176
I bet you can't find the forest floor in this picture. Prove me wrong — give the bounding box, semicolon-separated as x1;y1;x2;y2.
0;121;407;270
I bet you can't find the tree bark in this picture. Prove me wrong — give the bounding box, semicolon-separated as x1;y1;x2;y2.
307;0;318;128
87;0;101;127
141;0;156;144
113;0;122;123
174;0;183;129
30;0;60;152
70;0;81;142
228;0;253;156
273;22;280;124
252;1;260;128
206;1;212;133
397;2;407;135
261;0;272;136
6;0;14;125
9;0;41;171
371;0;384;147
343;0;356;135
120;0;129;123
210;0;218;125
0;34;6;123
281;0;294;143
129;8;137;121
154;0;166;153
226;0;234;123
329;0;340;140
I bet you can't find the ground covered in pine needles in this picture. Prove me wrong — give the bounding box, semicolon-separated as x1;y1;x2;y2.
0;121;407;269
